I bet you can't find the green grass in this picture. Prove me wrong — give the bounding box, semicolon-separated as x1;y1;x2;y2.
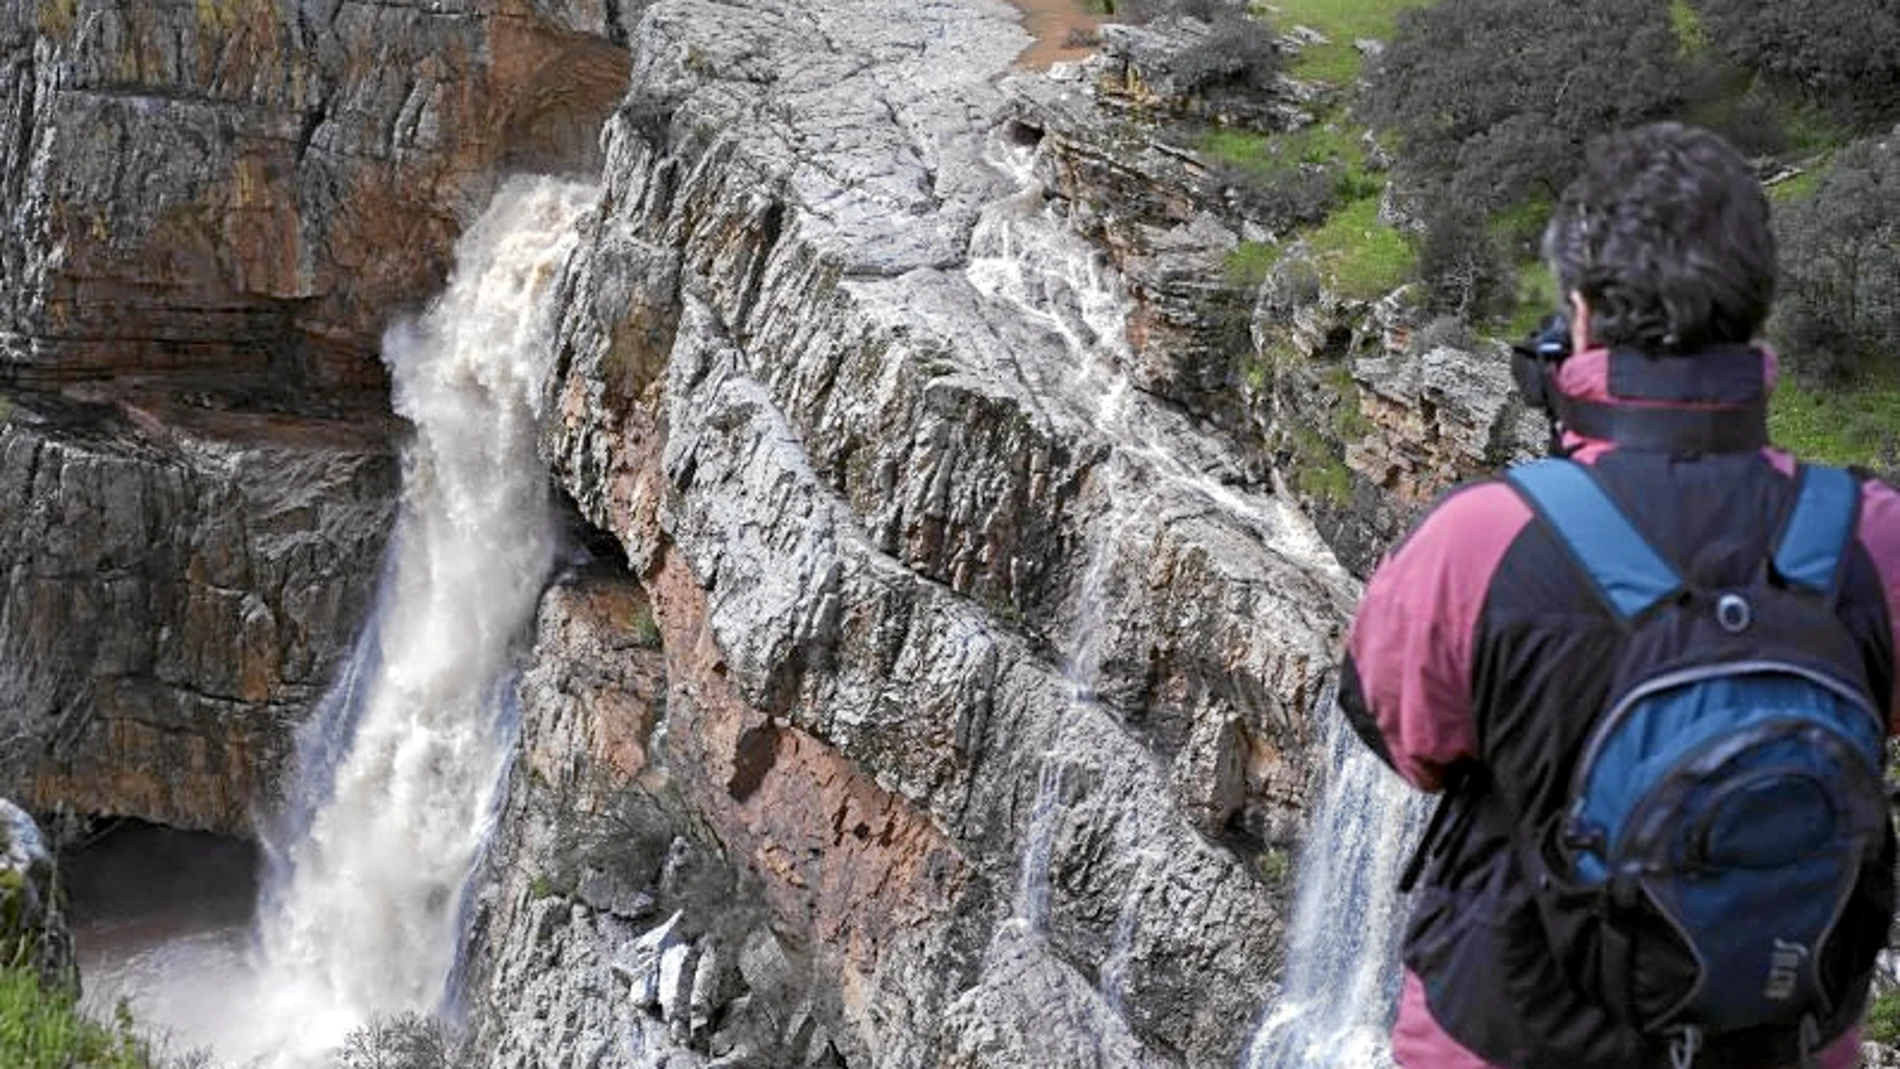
1489;196;1551;257
1291;424;1353;504
0;966;160;1069
1261;0;1431;83
1225;240;1278;286
1306;193;1415;300
1767;165;1826;202
1201;124;1364;177
1769;376;1900;468
1867;987;1900;1046
1669;0;1708;55
1505;261;1561;338
1326;365;1371;438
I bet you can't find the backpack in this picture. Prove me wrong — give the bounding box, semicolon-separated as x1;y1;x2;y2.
1503;458;1891;1064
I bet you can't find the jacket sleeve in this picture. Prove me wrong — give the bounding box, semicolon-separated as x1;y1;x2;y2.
1338;482;1532;791
1857;477;1900;731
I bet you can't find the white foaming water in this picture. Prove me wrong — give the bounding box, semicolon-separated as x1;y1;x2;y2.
82;177;597;1067
964;133;1342;577
1242;706;1429;1069
1015;760;1067;930
966;132;1418;1067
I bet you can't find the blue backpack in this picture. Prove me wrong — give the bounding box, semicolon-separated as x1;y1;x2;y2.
1505;459;1891;1061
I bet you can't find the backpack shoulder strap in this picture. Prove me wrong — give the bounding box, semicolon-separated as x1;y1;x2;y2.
1504;458;1684;622
1772;464;1862;599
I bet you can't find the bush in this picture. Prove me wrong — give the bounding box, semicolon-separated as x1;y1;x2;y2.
331;1013;460;1069
1772;132;1900;382
1363;0;1689;210
1413;202;1516;321
1213;160;1342;232
1867;987;1900;1047
1170;15;1281;93
1120;0;1282;92
1690;0;1900;125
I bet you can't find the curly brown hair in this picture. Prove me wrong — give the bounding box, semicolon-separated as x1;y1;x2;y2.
1542;122;1776;355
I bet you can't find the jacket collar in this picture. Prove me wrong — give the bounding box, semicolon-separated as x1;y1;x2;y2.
1552;346;1778;459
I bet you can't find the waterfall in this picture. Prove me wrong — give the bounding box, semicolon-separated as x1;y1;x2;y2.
966;129;1420;1067
1242;705;1429;1069
239;175;597;1065
76;177;598;1068
965;131;1340;572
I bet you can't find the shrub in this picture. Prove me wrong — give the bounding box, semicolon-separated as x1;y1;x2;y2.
1413;202;1516;321
1212;160;1342;232
1772;133;1900;382
1867;986;1900;1047
1689;0;1900;125
1120;0;1283;92
1362;0;1688;210
331;1013;460;1069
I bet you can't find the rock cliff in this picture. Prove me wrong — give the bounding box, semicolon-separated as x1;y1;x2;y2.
2;0;1533;1066
468;0;1365;1064
0;0;631;830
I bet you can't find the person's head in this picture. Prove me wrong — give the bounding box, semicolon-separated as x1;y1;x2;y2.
1542;122;1776;356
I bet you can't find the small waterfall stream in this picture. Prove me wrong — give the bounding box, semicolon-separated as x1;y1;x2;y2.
966;129;1424;1067
78;176;597;1068
1243;709;1429;1069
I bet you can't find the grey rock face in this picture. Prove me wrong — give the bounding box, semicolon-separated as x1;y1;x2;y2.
1;0;631;393
0;0;630;832
1000;26;1316;437
1255;274;1545;577
0;392;395;833
465;570;853;1069
509;0;1361;1064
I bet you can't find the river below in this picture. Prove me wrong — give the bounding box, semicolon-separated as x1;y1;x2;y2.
1008;0;1104;69
64;820;260;1055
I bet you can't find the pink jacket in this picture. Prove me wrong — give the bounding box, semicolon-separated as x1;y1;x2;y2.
1346;349;1900;1068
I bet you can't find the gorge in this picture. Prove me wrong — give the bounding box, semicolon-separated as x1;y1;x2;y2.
0;1;1546;1066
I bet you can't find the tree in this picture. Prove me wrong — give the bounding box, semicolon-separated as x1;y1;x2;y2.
1414;201;1516;321
332;1014;460;1069
1362;0;1690;211
1690;0;1900;124
1772;133;1900;382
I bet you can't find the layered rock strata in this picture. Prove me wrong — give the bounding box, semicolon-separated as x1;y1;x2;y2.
2;0;1542;1064
482;0;1361;1064
0;393;395;834
0;0;631;830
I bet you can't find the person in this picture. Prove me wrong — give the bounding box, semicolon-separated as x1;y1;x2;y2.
1338;121;1900;1069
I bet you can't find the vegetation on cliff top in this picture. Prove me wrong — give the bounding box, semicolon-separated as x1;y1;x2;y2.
1188;0;1900;467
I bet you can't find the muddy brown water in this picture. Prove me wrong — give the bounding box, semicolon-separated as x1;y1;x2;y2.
1008;0;1105;69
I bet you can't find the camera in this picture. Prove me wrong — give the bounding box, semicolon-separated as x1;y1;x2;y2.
1526;312;1572;362
1511;312;1572;413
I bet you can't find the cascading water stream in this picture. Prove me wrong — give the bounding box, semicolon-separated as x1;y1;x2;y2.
966;129;1423;1066
965;132;1338;571
77;176;597;1068
1243;706;1429;1069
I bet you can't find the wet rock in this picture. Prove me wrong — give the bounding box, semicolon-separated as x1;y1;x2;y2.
1;0;632;396
512;0;1358;1063
0;800;73;990
0;397;396;833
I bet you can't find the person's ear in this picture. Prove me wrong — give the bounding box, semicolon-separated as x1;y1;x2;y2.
1567;291;1592;352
